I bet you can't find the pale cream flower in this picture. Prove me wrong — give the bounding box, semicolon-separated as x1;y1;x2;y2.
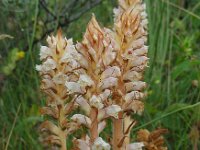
64;38;76;52
124;91;145;102
43;58;57;71
131;46;148;56
71;114;91;128
105;105;121;119
98;121;106;134
101;66;121;80
102;45;117;66
61;40;79;62
53;72;68;85
141;19;148;29
46;36;57;48
123;100;144;115
65;81;86;94
67;59;80;70
127;38;146;52
127;56;149;68
125;81;146;92
99;89;111;102
39;46;53;60
46;33;66;51
76;96;91;115
123;70;143;81
41;79;56;90
78;74;94;87
113;7;123;22
73;136;90;150
141;11;147;19
35;65;42;72
126;142;144;150
90;95;104;109
98;77;118;91
92;137;111;150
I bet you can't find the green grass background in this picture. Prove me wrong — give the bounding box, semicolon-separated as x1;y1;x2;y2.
0;0;200;149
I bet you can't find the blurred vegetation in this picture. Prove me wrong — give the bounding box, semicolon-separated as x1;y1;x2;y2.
0;0;200;149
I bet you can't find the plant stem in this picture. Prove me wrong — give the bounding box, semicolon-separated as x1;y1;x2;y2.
113;111;124;150
58;105;67;150
5;104;21;150
124;115;131;146
60;133;67;150
90;107;98;144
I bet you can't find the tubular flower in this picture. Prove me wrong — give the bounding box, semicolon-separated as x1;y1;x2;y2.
92;137;111;150
126;142;144;150
73;136;111;150
36;31;80;150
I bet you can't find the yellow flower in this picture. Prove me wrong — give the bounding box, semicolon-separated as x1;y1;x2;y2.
16;51;25;60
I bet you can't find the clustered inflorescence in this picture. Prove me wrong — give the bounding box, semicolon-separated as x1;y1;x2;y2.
36;0;168;150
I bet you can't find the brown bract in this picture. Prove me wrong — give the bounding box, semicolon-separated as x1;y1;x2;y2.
137;129;168;150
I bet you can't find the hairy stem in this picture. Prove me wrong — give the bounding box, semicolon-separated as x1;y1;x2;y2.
60;133;67;150
124;115;132;146
90;107;98;144
113;112;124;150
58;105;67;150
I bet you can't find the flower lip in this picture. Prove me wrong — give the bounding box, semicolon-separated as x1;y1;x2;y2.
105;105;122;119
92;137;111;150
90;95;104;109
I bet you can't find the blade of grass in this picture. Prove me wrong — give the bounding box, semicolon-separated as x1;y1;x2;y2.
133;102;200;131
5;104;21;150
162;0;200;20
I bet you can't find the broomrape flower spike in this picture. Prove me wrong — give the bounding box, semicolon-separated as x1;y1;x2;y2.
110;0;149;149
36;30;81;150
36;0;168;149
70;15;122;147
